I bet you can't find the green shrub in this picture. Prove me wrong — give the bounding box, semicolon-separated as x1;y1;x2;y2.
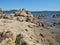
15;34;23;45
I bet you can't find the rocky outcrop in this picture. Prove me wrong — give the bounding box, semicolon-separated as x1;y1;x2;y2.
0;9;59;45
52;14;60;18
0;19;59;45
0;9;36;23
37;14;46;19
2;14;14;20
14;9;38;24
15;9;33;17
0;30;17;45
15;9;28;17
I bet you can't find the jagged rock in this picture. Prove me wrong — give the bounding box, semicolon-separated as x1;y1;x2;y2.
2;14;14;20
36;22;41;27
0;30;17;45
11;31;17;43
52;14;60;18
26;16;33;22
16;16;27;22
20;10;27;17
2;30;8;39
15;9;34;18
1;38;15;45
27;11;33;17
37;14;46;19
5;31;12;38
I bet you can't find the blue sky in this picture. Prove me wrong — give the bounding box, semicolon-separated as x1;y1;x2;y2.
0;0;60;11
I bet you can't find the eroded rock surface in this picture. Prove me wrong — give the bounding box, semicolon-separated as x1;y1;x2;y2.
0;9;59;45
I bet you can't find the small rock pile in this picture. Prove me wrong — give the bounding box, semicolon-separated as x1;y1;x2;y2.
0;9;38;24
14;9;39;24
15;9;27;17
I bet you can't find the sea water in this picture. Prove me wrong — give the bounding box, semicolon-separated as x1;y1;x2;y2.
31;11;60;22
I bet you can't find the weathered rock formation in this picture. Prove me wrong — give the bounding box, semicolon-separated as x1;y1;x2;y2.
52;14;60;18
0;9;59;45
37;14;46;19
15;9;28;17
0;30;17;45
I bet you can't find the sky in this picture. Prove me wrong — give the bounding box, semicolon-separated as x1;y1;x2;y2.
0;0;60;11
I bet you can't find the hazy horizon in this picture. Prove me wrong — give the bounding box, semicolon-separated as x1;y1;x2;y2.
0;0;60;11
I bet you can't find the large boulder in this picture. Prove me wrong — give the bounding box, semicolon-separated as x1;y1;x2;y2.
26;11;33;17
19;10;27;16
52;14;60;18
0;30;17;45
1;38;15;45
15;9;28;17
16;16;27;22
26;16;33;22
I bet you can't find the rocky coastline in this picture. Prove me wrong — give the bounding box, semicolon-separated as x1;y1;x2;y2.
0;9;60;45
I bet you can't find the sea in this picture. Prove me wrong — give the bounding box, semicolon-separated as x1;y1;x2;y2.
3;11;60;22
31;11;60;22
